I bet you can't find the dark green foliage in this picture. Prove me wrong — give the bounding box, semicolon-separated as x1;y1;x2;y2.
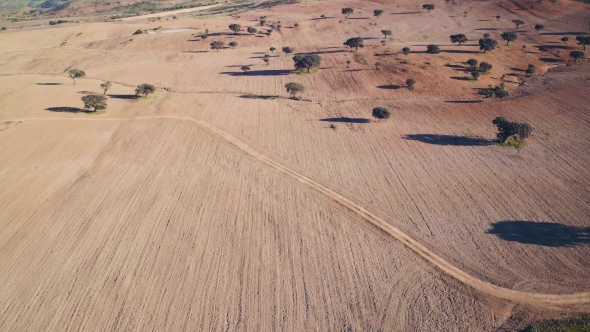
570;50;584;61
519;314;590;332
293;53;322;73
512;19;524;28
534;24;544;31
381;30;392;38
561;36;569;44
100;81;112;95
471;70;481;80
247;27;257;34
133;29;142;35
539;46;550;53
294;23;299;28
422;4;434;12
479;38;498;52
426;44;440;54
372;107;390;119
406;78;416;91
479;62;492;72
576;36;590;50
282;46;294;55
229;41;237;48
135;83;155;96
492;117;533;142
241;65;250;73
270;47;276;53
450;33;468;45
467;58;478;68
229;23;241;34
344;37;364;50
501;32;518;45
210;40;225;51
481;85;508;98
68;69;85;84
342;7;353;17
374;9;384;17
402;47;410;54
285;82;304;98
526;64;537;75
81;94;107;112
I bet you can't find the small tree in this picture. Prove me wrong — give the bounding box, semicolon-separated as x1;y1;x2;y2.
344;37;364;51
270;47;276;53
262;54;270;64
320;15;325;19
229;24;241;34
512;19;524;28
342;7;353;17
402;47;410;54
247;27;257;34
496;15;501;21
285;82;304;99
229;41;237;48
293;53;322;73
479;38;498;52
100;81;112;95
481;85;508;98
133;29;142;35
372;107;390;120
534;24;544;31
526;64;536;76
68;69;85;84
241;65;250;74
81;95;107;112
492;117;532;143
479;62;492;72
260;20;266;26
450;33;468;45
294;23;299;29
471;70;481;80
501;32;517;45
135;83;155;96
422;4;434;12
406;78;416;91
570;51;584;62
466;58;478;69
282;46;294;56
381;30;392;39
426;44;440;54
210;40;225;51
576;36;590;50
374;10;383;18
375;62;383;71
561;36;569;44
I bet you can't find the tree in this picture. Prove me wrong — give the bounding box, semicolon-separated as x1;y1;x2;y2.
561;36;569;44
496;15;501;21
538;46;549;53
422;4;434;12
483;33;490;38
260;20;266;26
512;19;524;28
426;44;440;54
210;40;225;51
293;53;322;73
450;33;468;45
247;27;257;34
381;30;392;39
375;62;383;71
262;54;270;64
68;69;85;84
135;83;155;96
526;64;536;76
402;47;410;54
576;36;590;50
100;81;112;95
229;41;237;48
570;51;584;62
320;15;325;19
374;9;383;18
466;58;478;69
406;78;416;91
492;117;532;143
342;7;353;17
282;46;294;56
133;29;143;35
481;85;508;98
501;32;517;45
344;37;364;51
534;24;544;31
294;23;299;29
372;107;390;120
479;37;498;52
285;82;304;99
471;70;481;80
479;62;492;72
270;47;276;53
229;24;241;34
241;65;250;74
81;95;107;112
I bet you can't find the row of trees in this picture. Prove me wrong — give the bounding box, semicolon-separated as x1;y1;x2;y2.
339;4;432;19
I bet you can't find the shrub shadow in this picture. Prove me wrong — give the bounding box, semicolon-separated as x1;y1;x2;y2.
450;76;471;81
442;50;480;54
239;94;280;100
320;117;371;124
403;134;493;146
219;70;292;76
390;11;420;15
540;32;588;36
539;57;563;63
46;107;89;113
108;94;139;99
377;85;401;89
36;83;62;85
487;221;590;247
445;100;483;104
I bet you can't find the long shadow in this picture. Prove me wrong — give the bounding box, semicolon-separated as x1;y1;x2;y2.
374;53;395;57
540;32;588;36
320;117;371;124
450;76;471;81
46;107;89;113
37;82;62;85
219;69;292;76
442;50;480;54
510;67;526;72
474;28;501;31
108;94;139;99
535;44;569;50
309;16;334;20
445;100;483;104
539;57;563;63
390;11;420;15
348;17;370;20
182;50;208;53
403;134;493;146
239;94;280;100
304;49;347;55
377;85;401;90
487;221;590;247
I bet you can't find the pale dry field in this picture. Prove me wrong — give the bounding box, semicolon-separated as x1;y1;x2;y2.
0;0;589;330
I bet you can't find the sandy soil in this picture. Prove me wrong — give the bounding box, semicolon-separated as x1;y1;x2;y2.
0;0;589;330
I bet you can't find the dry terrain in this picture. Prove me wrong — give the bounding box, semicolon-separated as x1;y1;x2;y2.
0;0;589;330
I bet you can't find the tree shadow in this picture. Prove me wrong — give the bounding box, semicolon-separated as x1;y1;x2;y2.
347;17;370;20
445;100;483;104
474;28;501;31
539;57;563;63
320;117;371;123
390;11;420;15
309;16;335;20
36;82;62;85
219;70;292;76
510;67;526;72
487;221;590;247
450;76;471;81
441;50;480;54
403;134;493;146
239;94;280;100
535;44;569;50
540;32;588;36
377;85;401;89
46;107;89;113
182;50;208;53
108;94;139;99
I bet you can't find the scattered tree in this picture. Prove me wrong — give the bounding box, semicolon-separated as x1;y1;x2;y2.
481;84;508;98
467;58;478;69
570;50;584;62
512;19;524;28
450;33;468;45
293;53;322;73
375;62;383;71
270;47;276;53
229;41;237;48
81;94;107;112
526;64;536;75
241;65;250;74
135;83;155;96
479;37;498;52
320;15;325;19
294;23;299;29
262;54;270;64
374;9;384;18
68;69;85;84
133;29;142;35
342;7;353;17
406;78;416;91
471;70;481;80
501;32;518;45
210;40;225;51
285;82;305;99
100;81;112;95
402;47;410;54
534;24;544;31
576;36;590;50
426;44;440;54
260;20;266;26
247;27;257;34
479;62;492;72
344;37;364;51
561;36;569;44
372;107;390;120
282;46;294;56
229;24;241;34
492;117;532;143
496;15;501;21
422;4;434;12
381;30;392;39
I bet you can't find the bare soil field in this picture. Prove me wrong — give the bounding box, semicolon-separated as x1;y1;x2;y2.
0;0;589;330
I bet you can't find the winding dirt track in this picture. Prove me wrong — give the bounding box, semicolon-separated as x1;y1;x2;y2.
7;115;590;309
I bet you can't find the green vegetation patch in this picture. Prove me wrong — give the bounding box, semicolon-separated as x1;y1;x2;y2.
499;138;526;148
520;314;590;332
